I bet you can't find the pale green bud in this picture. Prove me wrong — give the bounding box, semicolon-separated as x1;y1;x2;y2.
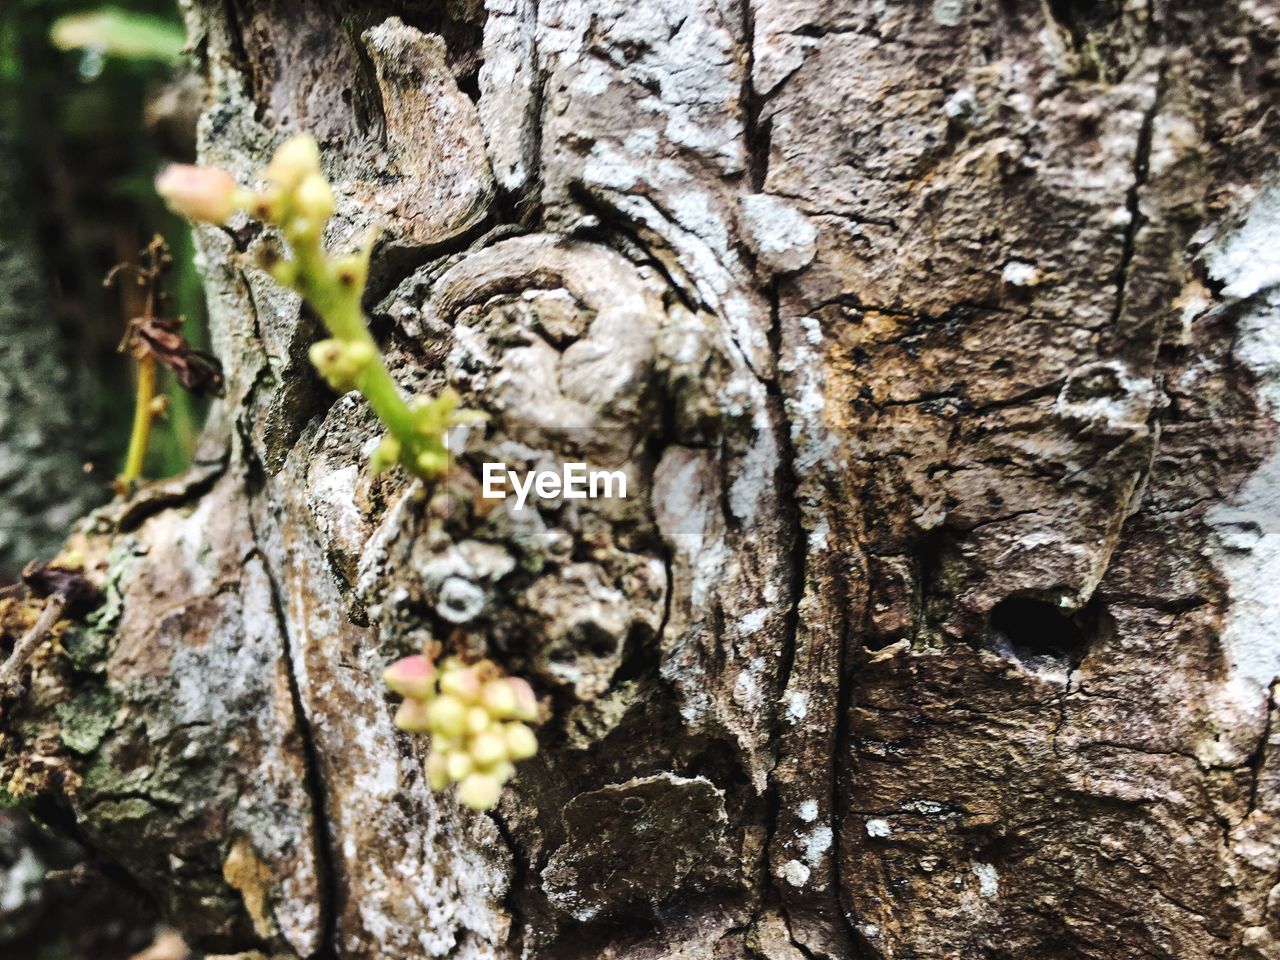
439;664;481;704
294;173;334;223
466;706;492;737
458;772;502;811
470;730;507;768
446;750;474;781
268;259;299;288
503;722;538;761
265;133;322;189
309;338;373;392
334;252;369;291
370;434;402;474
430;733;460;754
481;679;518;719
426;752;450;791
416;449;449;478
247;187;286;223
426;695;466;739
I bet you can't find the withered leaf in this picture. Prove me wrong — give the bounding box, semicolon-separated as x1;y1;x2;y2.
131;318;226;397
21;562;104;619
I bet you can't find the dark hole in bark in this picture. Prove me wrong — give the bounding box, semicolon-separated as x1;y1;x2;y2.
613;622;660;683
987;595;1103;673
1061;362;1124;402
1046;0;1119;37
563;621;619;660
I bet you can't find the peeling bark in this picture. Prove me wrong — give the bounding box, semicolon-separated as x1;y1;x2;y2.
6;1;1280;958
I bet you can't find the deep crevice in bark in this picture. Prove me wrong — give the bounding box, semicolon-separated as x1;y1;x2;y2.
1109;61;1167;336
244;488;340;960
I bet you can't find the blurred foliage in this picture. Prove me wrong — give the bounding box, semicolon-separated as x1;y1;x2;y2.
0;0;207;484
51;7;186;63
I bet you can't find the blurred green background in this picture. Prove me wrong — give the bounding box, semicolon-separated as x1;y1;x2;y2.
0;0;206;485
1;9;215;957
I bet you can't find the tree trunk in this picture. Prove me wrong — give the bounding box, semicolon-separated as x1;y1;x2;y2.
0;127;99;579
5;1;1280;958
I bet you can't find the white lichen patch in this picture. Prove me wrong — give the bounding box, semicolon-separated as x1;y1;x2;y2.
729;404;781;527
1204;179;1280;756
1208;182;1280;299
865;818;892;838
943;86;982;126
785;691;809;724
782;859;810;887
0;847;44;913
738;194;818;275
1000;260;1042;287
900;799;946;815
803;825;833;866
932;0;968;26
309;462;365;559
1054;359;1157;435
583;140;642;191
971;861;999;897
733;667;760;707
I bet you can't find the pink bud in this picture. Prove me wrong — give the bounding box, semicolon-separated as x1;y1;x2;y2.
506;677;539;723
394;698;432;733
155;164;240;224
439;665;482;704
383;655;435;700
481;679;518;719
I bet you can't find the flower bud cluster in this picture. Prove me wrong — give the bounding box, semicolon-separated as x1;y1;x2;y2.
384;654;540;811
256;134;333;246
156;133;338;274
370;388;486;479
156;134;485;483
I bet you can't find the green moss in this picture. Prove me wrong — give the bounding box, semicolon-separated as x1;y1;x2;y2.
89;796;157;831
56;684;118;755
85;540;142;637
59;626;112;673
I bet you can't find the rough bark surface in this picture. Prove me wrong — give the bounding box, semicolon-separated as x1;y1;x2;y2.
4;1;1280;958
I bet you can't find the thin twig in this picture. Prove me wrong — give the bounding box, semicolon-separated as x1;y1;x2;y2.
119;353;158;490
0;594;67;691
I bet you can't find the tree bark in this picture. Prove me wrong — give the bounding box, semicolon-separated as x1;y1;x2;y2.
5;1;1280;958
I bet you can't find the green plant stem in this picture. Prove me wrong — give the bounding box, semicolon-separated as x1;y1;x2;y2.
335;299;429;464
120;353;157;488
292;240;433;474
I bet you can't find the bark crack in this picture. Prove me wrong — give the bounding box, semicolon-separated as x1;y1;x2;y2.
759;276;821;959
832;617;879;960
1109;61;1167;333
1247;677;1278;815
741;0;769;193
245;532;340;960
